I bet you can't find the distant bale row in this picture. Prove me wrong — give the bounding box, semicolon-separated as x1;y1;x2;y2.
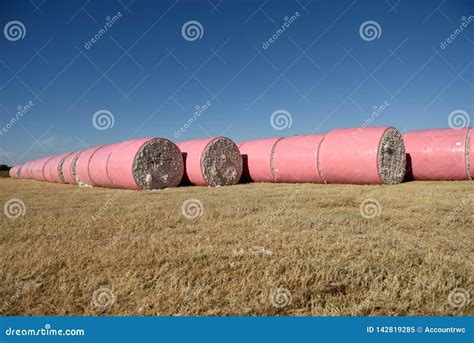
9;127;472;188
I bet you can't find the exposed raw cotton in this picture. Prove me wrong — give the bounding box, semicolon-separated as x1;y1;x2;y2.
75;146;104;186
404;128;471;181
318;127;406;184
237;137;283;182
177;137;242;187
106;138;184;190
48;152;73;183
272;134;326;183
62;151;81;184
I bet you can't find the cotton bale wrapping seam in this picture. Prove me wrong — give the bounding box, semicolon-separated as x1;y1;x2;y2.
30;156;53;181
177;137;242;187
318;126;406;184
88;142;124;188
75;146;104;186
48;152;73;183
62;151;81;184
404;128;471;181
106;137;184;190
237;137;283;182
272;134;326;183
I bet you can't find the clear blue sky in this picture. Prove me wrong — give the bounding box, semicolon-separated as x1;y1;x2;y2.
0;0;472;165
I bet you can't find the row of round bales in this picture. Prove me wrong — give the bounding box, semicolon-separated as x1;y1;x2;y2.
9;126;473;189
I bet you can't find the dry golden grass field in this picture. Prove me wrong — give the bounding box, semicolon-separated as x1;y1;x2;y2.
0;178;472;316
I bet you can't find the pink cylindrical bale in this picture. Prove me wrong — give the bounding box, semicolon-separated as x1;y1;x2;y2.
176;137;242;187
43;157;57;182
9;166;18;178
107;137;183;190
237;137;283;182
319;126;406;184
403;128;471;181
62;151;81;185
46;153;70;183
75;146;104;186
31;156;54;181
470;128;473;179
88;143;123;187
272;134;326;183
22;161;32;179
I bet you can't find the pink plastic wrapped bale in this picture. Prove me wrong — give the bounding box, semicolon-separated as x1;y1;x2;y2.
45;153;72;183
237;137;283;182
88;143;124;187
9;166;18;178
106;137;183;190
318;126;406;184
176;137;242;187
75;146;104;186
272;134;326;183
31;156;53;181
404;128;471;181
62;151;81;185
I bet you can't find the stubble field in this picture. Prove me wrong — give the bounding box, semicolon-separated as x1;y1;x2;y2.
0;178;472;316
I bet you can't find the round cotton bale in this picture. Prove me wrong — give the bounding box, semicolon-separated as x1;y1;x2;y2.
469;128;473;180
62;151;81;184
9;166;18;178
75;146;104;186
107;137;183;190
404;128;471;181
176;137;242;187
88;143;123;187
318;126;406;184
42;157;57;182
272;134;326;183
237;137;283;182
30;156;53;181
22;161;32;179
16;165;23;178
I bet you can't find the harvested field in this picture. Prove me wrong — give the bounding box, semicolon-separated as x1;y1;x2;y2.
0;178;472;316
